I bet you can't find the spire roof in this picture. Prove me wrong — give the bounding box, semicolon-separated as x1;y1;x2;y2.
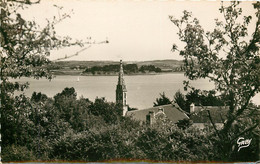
118;60;125;86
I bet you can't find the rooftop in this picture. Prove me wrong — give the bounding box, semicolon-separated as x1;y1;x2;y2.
190;106;229;123
126;103;189;123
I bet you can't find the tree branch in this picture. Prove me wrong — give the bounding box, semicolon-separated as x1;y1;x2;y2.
230;123;259;142
9;0;41;5
222;85;259;134
236;85;259;117
242;12;260;56
206;109;222;139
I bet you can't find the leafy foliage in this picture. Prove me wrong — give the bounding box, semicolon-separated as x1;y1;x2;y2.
0;0;82;88
170;1;260;160
174;89;225;113
0;0;82;147
83;63;160;75
2;86;258;162
153;92;172;107
51;116;215;162
139;65;161;73
176;118;193;130
88;97;122;124
173;90;190;113
1;145;36;162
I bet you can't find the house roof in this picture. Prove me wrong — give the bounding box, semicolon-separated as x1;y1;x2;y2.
190;106;229;123
126;103;189;123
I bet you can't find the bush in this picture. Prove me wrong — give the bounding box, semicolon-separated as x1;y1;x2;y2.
50;123;143;161
2;145;36;162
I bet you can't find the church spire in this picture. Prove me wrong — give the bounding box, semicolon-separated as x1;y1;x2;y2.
116;60;128;116
118;60;125;86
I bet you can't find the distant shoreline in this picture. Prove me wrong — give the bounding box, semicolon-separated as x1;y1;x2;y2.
52;71;185;76
84;72;185;76
49;59;185;76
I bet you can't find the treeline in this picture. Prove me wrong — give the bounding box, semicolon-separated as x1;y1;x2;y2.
1;87;214;162
83;64;162;75
47;61;186;75
2;87;258;162
153;89;226;113
1;88;194;161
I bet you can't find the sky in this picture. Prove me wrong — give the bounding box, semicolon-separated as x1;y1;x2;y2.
21;0;256;61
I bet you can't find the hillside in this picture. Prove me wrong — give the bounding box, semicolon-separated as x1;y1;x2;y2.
51;60;183;69
135;60;183;70
50;60;118;68
49;59;184;75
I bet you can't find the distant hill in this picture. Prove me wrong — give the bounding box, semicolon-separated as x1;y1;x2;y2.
48;60;184;75
50;59;183;70
134;60;183;70
50;60;118;68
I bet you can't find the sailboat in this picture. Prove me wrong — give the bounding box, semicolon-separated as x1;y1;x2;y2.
77;76;80;82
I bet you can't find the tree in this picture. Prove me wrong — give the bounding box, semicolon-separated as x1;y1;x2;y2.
176;118;193;130
185;89;224;106
0;1;96;160
124;64;138;73
0;0;81;98
173;90;189;112
0;0;107;102
139;65;161;73
0;2;82;145
174;89;226;113
31;92;48;102
153;92;172;107
53;87;91;132
88;97;123;124
170;1;260;160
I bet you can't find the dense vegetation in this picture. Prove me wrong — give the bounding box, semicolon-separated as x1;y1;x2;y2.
47;60;184;71
170;1;260;160
2;87;258;162
46;60;185;75
173;89;225;113
83;64;161;75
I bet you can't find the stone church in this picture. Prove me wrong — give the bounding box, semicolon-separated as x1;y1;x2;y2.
115;60;189;124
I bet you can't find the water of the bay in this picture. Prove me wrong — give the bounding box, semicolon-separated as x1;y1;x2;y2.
12;73;260;109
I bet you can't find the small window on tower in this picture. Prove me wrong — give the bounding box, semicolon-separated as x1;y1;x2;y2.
124;93;126;98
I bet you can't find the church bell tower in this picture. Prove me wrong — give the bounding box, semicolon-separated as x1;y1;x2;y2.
116;60;128;116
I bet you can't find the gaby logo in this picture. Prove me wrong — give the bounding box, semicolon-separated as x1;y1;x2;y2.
237;137;252;152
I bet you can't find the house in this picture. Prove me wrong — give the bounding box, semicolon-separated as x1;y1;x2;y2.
189;103;229;129
126;103;189;125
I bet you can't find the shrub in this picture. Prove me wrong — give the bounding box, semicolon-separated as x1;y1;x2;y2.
1;145;36;162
